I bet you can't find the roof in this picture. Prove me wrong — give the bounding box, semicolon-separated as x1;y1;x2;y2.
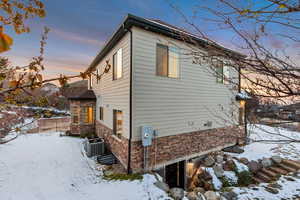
67;89;96;100
86;14;244;72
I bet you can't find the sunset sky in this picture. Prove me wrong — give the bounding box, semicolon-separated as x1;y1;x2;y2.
2;0;297;82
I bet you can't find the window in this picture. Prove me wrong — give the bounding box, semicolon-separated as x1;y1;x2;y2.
71;106;79;124
82;106;94;124
156;44;179;78
223;65;230;85
113;110;123;137
113;48;123;80
213;59;224;84
99;106;103;120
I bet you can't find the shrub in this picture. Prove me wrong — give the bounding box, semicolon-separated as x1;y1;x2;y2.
104;173;143;181
220;176;237;187
237;171;253;186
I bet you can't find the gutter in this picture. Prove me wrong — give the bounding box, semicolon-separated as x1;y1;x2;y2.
86;14;245;73
126;26;133;174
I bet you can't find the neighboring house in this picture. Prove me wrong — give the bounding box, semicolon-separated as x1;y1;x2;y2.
69;14;246;188
68;90;96;135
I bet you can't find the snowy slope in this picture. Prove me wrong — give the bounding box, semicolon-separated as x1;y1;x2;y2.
229;124;300;199
0;133;169;200
235;124;300;161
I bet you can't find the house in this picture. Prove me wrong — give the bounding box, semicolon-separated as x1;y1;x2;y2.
69;14;246;188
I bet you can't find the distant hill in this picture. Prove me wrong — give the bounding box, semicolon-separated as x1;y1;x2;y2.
66;80;88;88
0;79;88;110
40;83;60;96
61;80;88;99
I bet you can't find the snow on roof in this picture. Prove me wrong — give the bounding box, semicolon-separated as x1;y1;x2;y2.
236;91;252;100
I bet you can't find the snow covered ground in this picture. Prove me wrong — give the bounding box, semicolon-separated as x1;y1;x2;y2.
236;124;300;161
231;124;300;200
0;132;169;200
1;123;299;200
233;175;300;200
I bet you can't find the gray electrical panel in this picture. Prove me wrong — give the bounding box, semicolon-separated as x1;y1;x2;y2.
141;126;154;147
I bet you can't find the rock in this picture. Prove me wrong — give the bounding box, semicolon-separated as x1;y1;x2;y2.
284;176;296;181
204;155;215;167
193;177;203;188
239;157;249;165
216;155;224;163
223;160;236;171
170;187;184;200
264;186;279;194
292;172;300;179
193;187;205;194
204;191;220;200
223;146;244;154
268;183;282;189
103;170;114;176
248;184;257;188
193;157;205;169
204;182;214;191
199;171;212;181
221;191;238;200
271;156;282;164
223;154;233;161
248;161;262;173
187;191;205;200
154;181;169;192
213;164;224;178
261;158;273;168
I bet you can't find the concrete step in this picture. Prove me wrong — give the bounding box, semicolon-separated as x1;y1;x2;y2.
260;168;277;178
269;166;288;175
252;176;265;183
277;163;298;172
282;159;300;170
256;172;273;182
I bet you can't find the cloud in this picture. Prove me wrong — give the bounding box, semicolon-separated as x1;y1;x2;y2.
51;28;104;46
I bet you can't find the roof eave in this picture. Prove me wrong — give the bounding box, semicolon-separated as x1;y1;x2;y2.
86;14;245;72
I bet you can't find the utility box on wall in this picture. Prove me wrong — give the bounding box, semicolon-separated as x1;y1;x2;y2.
141;126;154;147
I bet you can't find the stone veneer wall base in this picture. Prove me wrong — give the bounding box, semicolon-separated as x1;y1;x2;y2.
95;120;245;173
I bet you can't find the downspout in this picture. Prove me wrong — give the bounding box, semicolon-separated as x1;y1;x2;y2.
127;26;133;174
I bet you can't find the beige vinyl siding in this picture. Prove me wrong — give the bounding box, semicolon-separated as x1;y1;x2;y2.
132;27;239;141
92;32;130;139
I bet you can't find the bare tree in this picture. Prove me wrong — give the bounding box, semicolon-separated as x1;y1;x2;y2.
170;0;300;142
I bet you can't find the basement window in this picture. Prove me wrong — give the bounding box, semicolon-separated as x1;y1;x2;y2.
113;110;123;137
156;44;179;78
